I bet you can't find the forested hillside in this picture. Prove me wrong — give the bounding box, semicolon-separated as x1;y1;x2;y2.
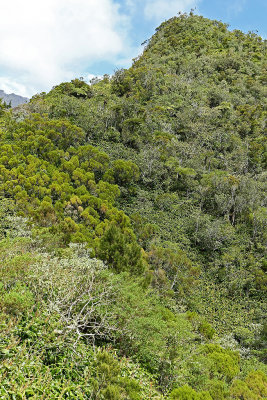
0;13;266;399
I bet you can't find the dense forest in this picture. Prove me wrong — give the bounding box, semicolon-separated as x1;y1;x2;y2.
0;13;266;399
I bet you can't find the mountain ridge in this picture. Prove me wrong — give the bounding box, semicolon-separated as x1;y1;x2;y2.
0;89;29;107
0;13;266;399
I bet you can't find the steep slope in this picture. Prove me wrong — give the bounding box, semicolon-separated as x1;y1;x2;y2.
27;13;266;329
0;13;266;399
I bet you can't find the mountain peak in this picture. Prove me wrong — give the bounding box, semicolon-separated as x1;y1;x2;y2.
0;89;29;108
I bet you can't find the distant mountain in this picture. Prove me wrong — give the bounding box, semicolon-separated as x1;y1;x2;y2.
0;14;266;399
0;89;29;107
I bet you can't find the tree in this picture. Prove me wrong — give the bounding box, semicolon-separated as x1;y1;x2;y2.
98;223;144;275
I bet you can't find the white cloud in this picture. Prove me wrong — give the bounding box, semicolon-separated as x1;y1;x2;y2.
227;0;247;16
0;77;30;98
0;0;203;97
144;0;199;22
0;0;131;96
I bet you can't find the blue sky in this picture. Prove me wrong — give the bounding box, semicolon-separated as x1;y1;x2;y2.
0;0;266;97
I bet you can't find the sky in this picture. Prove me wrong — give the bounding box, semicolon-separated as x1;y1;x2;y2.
0;0;266;98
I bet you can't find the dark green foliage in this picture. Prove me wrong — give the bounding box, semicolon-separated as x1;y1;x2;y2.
0;11;266;399
0;114;144;274
53;78;93;99
98;223;144;274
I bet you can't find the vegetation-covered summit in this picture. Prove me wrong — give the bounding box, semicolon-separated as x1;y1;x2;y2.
0;13;266;399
